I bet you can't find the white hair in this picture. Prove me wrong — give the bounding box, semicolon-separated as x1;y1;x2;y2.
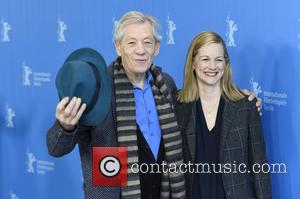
114;11;162;44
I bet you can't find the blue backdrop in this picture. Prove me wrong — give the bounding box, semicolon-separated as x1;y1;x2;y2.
1;0;299;198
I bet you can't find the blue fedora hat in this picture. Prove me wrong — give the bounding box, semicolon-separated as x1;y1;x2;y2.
55;48;111;126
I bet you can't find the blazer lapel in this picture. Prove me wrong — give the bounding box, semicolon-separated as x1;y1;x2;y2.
183;102;197;162
219;99;237;161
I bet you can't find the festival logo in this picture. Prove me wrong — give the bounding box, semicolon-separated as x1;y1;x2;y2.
26;149;36;173
22;61;51;87
6;105;15;128
57;18;67;42
250;77;262;96
250;76;288;111
166;15;176;45
226;16;238;47
22;62;32;86
1;18;11;42
26;149;55;175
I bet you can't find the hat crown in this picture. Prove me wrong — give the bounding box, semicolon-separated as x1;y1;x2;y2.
55;48;111;126
57;60;96;105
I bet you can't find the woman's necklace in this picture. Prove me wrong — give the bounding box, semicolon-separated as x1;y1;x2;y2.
201;99;220;118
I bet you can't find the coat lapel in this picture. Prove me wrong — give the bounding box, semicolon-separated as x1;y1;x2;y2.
219;99;237;161
181;101;197;162
189;102;197;162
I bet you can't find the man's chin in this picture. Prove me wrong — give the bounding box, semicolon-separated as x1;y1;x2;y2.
134;66;151;73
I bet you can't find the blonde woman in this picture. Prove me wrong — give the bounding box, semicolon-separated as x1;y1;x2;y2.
177;31;271;199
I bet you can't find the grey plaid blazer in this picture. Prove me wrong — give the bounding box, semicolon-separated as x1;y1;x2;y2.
177;97;272;199
46;64;178;199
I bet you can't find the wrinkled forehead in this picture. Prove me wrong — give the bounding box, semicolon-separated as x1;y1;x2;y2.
117;21;160;44
122;22;155;40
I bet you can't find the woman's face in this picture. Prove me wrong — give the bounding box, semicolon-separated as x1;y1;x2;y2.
193;42;226;88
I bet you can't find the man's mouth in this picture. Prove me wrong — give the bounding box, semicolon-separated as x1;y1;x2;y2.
135;58;147;62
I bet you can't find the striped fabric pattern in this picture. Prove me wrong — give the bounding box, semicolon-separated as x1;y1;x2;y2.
113;59;186;199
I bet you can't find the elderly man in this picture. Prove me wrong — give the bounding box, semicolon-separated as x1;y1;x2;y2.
47;11;261;199
47;11;186;199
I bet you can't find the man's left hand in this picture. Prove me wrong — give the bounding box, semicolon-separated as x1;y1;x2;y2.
241;89;262;115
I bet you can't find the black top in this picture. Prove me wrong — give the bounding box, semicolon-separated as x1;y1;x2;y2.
192;97;226;199
137;126;165;199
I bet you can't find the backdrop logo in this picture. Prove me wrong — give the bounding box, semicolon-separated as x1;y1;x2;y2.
226;16;238;47
250;77;262;96
22;62;51;87
1;18;11;42
6;105;15;128
26;149;55;175
9;190;19;199
166;15;176;45
250;77;288;111
57;18;67;42
22;62;32;86
26;150;36;173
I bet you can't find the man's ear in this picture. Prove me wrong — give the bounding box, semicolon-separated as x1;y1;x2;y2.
114;40;121;56
154;41;160;56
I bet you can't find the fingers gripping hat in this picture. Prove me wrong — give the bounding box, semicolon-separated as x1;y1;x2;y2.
55;48;111;126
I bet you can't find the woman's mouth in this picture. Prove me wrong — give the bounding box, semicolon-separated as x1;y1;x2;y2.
204;71;218;77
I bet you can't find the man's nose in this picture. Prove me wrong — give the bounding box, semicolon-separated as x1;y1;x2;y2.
135;42;146;54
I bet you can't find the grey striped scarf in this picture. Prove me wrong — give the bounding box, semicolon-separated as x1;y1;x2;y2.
113;58;186;199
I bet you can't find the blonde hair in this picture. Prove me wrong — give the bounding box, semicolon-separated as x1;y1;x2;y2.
177;31;244;103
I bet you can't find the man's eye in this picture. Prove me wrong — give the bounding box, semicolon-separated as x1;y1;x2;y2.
128;42;135;45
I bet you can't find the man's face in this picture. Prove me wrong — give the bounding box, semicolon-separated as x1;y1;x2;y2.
115;22;160;77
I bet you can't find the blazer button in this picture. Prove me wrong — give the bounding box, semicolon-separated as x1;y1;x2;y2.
227;190;231;196
57;131;63;138
152;184;157;190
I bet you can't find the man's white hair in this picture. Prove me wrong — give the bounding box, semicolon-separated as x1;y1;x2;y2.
114;11;162;44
